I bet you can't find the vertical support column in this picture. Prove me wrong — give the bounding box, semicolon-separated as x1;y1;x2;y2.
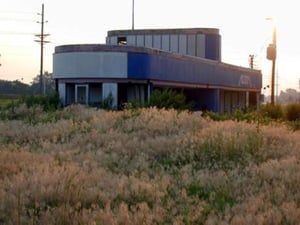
58;82;66;106
219;90;224;113
256;92;261;109
103;83;118;109
214;89;220;112
147;81;153;103
246;91;249;109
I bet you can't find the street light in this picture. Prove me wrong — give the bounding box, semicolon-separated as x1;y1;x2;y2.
266;18;277;105
132;0;135;30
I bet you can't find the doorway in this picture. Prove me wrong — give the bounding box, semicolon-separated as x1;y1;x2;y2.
75;84;88;104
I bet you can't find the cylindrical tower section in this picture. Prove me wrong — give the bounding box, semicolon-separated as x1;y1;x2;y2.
106;28;221;61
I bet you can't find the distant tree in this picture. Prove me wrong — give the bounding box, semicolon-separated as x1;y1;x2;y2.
0;79;31;95
0;72;56;96
31;71;56;95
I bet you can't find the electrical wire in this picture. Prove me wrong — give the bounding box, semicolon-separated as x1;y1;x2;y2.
0;17;35;22
0;31;35;35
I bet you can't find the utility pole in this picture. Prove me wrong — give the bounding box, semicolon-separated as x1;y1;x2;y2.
249;54;254;69
266;18;277;105
276;69;279;103
35;3;49;95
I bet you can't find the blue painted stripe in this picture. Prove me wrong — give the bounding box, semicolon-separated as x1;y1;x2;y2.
127;52;261;89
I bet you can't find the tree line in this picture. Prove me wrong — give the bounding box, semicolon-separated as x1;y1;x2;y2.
0;72;55;95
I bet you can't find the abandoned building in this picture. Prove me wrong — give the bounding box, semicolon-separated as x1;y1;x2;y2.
53;28;262;112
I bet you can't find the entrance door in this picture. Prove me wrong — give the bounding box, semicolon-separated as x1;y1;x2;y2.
75;84;88;104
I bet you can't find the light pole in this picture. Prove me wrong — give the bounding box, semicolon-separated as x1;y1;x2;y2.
132;0;135;30
266;18;277;105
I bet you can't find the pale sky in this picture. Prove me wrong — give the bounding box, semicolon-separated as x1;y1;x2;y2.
1;0;299;95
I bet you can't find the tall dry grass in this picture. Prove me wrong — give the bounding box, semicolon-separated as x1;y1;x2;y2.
1;105;300;224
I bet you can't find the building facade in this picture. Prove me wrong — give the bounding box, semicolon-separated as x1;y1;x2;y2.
53;28;262;112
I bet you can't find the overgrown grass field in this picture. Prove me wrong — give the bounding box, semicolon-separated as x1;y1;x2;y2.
0;95;21;109
1;105;300;224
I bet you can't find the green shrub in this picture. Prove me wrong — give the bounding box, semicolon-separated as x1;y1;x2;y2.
203;111;231;121
101;93;114;110
24;93;60;111
122;100;144;110
204;110;258;123
285;103;300;121
260;103;283;120
186;183;236;212
148;88;193;110
287;120;300;131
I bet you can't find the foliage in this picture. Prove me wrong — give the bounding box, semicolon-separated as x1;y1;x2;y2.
148;88;193;110
204;109;259;123
100;93;114;110
203;111;231;121
29;72;56;95
260;103;283;120
0;80;31;95
0;94;60;123
287;120;300;131
0;72;56;96
1;106;300;224
284;103;300;131
24;93;60;111
122;100;144;110
284;103;300;121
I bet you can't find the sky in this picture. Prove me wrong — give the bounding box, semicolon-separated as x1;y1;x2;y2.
0;0;300;95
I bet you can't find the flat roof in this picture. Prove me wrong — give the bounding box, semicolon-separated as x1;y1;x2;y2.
107;28;220;36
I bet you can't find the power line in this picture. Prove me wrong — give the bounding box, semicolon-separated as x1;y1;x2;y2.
0;31;34;35
0;10;35;14
0;17;35;22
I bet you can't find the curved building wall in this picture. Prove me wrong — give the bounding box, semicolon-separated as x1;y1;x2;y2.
53;52;128;79
106;28;221;61
53;44;261;90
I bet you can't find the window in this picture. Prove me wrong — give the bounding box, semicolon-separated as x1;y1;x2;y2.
117;37;127;45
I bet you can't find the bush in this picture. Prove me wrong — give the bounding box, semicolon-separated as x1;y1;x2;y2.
260;103;283;120
285;103;300;121
148;88;193;110
101;93;114;110
204;109;258;123
24;93;60;111
203;111;231;121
